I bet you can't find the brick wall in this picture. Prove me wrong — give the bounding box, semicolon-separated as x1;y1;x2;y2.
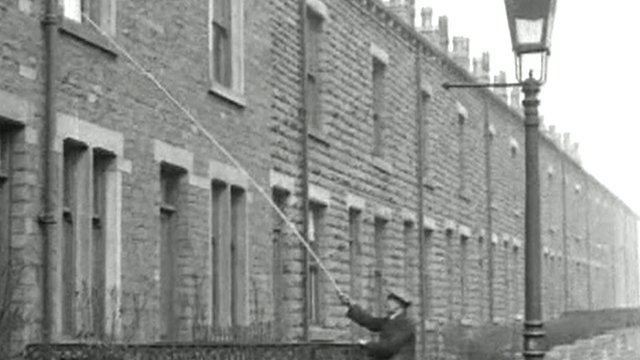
269;0;640;351
545;327;640;360
0;0;639;357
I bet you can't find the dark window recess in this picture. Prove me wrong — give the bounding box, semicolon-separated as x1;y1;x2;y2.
212;0;232;87
372;60;386;156
159;165;184;340
305;12;323;132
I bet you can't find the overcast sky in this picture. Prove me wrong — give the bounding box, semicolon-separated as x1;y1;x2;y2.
415;1;640;216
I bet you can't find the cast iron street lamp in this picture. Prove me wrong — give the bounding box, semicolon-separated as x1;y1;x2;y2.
443;1;557;359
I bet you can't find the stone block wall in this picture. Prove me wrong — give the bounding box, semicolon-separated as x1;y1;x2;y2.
0;0;638;357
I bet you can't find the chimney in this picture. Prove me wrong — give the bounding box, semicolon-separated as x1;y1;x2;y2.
438;16;449;52
510;87;521;111
418;7;440;45
572;143;581;164
493;71;508;103
420;7;433;30
475;52;490;83
473;58;481;78
383;0;416;25
562;132;571;151
452;37;470;71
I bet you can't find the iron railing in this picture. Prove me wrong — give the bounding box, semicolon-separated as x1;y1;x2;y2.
24;343;368;360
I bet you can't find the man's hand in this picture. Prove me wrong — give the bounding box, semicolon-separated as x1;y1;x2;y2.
337;291;352;307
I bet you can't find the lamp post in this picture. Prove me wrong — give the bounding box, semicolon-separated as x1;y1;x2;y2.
443;1;556;359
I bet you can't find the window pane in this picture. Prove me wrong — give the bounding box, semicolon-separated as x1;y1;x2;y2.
230;186;245;327
213;25;232;87
82;0;101;24
374;218;385;315
372;61;386;155
213;0;231;27
64;0;82;22
91;152;112;338
0;130;10;337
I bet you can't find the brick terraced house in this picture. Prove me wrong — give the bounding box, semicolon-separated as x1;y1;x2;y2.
0;0;638;357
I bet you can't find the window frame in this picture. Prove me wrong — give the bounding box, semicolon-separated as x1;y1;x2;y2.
308;202;325;325
210;179;249;330
159;164;185;341
0;128;13;331
373;217;386;316
372;59;387;157
62;0;116;35
305;11;324;133
209;0;245;104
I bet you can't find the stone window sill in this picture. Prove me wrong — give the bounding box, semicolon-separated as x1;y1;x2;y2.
372;155;393;174
209;82;247;108
59;18;118;57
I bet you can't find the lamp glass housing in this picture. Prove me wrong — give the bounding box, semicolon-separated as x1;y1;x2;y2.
504;0;557;55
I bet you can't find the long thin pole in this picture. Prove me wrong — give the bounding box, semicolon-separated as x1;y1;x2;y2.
483;98;495;322
522;76;545;360
39;0;59;343
299;0;310;342
414;42;427;359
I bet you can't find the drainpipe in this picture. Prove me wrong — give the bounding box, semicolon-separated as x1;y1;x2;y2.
39;0;59;343
299;0;310;342
414;42;427;359
483;98;494;322
560;158;568;312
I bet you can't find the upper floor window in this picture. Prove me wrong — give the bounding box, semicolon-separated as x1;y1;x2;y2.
308;202;326;324
210;0;244;97
305;11;324;132
63;0;115;34
372;59;386;156
0;127;13;328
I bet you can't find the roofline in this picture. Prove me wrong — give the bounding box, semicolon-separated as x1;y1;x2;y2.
360;0;639;219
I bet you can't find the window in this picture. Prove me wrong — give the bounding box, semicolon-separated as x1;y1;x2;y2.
460;234;469;318
63;0;115;33
210;0;244;96
372;60;386;156
61;141;115;338
420;92;435;185
159;164;184;340
503;240;510;319
211;181;249;329
0;128;12;321
271;189;288;338
477;237;486;320
403;221;413;291
308;203;325;324
305;11;323;132
445;229;453;320
90;150;114;338
230;186;246;326
61;140;87;336
348;209;361;298
512;246;520;318
457;111;467;195
374;218;386;315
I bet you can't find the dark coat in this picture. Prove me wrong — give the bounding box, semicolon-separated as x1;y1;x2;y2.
347;305;416;360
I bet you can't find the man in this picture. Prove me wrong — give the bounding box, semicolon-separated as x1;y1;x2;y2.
338;291;416;360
